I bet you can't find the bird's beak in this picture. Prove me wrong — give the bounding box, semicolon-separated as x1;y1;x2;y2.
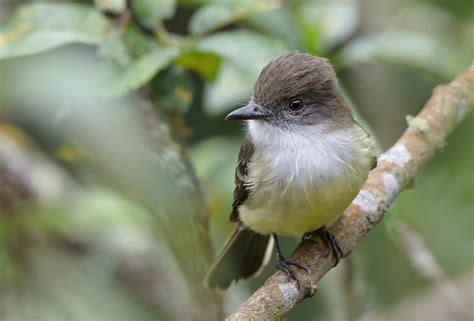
225;103;269;120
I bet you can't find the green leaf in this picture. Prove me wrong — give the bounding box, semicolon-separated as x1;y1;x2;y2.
130;0;177;30
196;30;289;113
245;6;301;49
339;32;469;78
189;0;281;35
178;0;209;6
151;67;195;113
99;26;156;67
0;3;109;59
175;51;221;80
295;0;359;54
99;26;181;97
197;30;288;75
107;45;180;97
99;30;133;67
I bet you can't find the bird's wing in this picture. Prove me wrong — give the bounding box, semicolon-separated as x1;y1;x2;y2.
230;135;255;222
354;120;377;170
370;153;377;170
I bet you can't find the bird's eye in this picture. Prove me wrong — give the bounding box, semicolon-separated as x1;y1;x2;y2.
288;99;303;112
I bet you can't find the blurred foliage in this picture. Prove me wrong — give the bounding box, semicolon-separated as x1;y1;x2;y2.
0;0;473;320
0;3;109;58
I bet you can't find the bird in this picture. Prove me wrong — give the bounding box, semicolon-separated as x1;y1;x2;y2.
205;52;376;289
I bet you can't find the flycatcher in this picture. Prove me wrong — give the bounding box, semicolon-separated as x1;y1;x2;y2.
206;52;376;288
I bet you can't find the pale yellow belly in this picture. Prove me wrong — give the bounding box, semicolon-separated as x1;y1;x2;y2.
240;122;375;236
239;177;363;236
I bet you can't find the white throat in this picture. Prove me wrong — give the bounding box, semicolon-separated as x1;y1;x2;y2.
247;120;361;188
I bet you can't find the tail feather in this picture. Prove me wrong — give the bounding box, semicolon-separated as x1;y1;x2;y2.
205;224;273;289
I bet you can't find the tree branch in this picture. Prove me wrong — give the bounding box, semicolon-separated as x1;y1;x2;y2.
227;65;474;320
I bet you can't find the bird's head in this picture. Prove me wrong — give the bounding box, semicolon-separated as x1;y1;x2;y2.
226;52;351;128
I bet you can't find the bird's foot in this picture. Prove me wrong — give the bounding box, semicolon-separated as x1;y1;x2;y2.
272;233;308;286
276;256;308;276
302;227;343;267
276;256;308;287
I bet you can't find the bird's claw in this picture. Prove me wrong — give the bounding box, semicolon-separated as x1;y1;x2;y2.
320;228;343;266
276;257;308;287
302;228;343;267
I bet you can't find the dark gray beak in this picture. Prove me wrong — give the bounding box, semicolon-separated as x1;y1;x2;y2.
225;103;269;120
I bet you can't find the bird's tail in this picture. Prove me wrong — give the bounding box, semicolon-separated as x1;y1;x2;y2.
205;224;274;289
